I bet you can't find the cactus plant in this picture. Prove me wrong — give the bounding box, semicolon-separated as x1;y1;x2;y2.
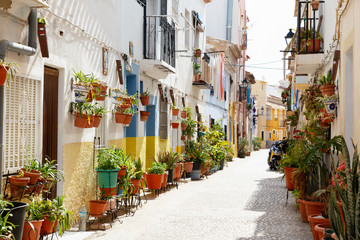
328;136;360;239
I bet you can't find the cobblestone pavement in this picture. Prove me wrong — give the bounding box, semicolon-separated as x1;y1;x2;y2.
62;149;312;240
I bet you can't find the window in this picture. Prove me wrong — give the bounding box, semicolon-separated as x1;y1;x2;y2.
266;107;272;120
261;131;264;141
273;129;275;134
269;132;272;139
159;99;168;140
274;109;278;121
185;9;191;48
224;125;227;140
4;76;41;172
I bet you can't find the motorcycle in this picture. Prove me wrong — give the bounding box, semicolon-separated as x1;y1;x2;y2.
267;139;288;170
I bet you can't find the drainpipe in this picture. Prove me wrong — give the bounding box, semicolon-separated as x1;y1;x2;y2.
0;9;37;194
226;0;233;41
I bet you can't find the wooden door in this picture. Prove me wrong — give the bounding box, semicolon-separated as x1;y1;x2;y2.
43;67;59;198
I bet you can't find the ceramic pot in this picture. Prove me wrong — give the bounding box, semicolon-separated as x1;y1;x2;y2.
308;214;330;240
89;200;107;217
146;174;162;190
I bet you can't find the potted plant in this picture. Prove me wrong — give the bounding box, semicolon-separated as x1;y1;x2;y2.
237;138;249;158
96;148;120;190
157;151;180;184
311;0;320;10
140;111;150;122
0;200;15;240
72;102;94;128
93;103;108;128
184;140;207;180
91;80;108;101
114;104;127;124
8;172;30;199
123;107;137;126
131;158;143;195
299;29;323;53
0;60;19;87
146;162;167;191
139;89;150;106
181;119;188;130
181;107;192;119
89;199;107;217
37;158;64;193
21;158;42;194
23;199;44;240
171;105;179;116
171;120;180;129
72;69;95;103
193;62;201;82
318;72;335;97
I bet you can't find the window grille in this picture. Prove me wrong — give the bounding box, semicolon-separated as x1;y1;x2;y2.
4;76;41;172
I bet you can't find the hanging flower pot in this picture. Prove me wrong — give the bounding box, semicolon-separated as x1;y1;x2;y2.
311;0;320;10
172;108;179;116
320;84;336;97
181;135;185;141
115;112;126;124
140;95;150;106
74;112;94;128
123;98;133;105
123;113;133;125
323;97;337;115
91;82;108;101
181;122;188;130
93;115;102;128
0;65;9;86
181;111;187;118
195;49;202;57
140;111;150;122
171;122;179;129
89;200;107;217
73;84;91;103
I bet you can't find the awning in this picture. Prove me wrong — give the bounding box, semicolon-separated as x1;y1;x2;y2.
206;36;242;59
245;71;256;84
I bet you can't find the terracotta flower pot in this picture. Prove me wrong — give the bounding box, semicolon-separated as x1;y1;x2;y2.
8;175;30;198
308;214;330;240
0;65;9;86
123;114;133;125
173;163;181;181
181;135;185;141
181;111;187;118
20;169;41;185
297;199;308;223
181;122;188;130
303;200;324;219
117;166;127;180
99;187;117;197
172;108;179;116
146;174;162;190
92;83;108;101
140;95;150;106
195;49;202;57
171;122;179;129
93;115;102;128
140;111;150;122
184;162;193;173
301;39;321;53
118;104;131;113
283;167;297;191
23;220;44;240
115;112;126;124
194;75;201;82
311;0;320;10
314;222;332;240
161;173;168;188
320;84;336;97
40;215;58;235
74;113;94;128
131;179;141;194
89;200;107;217
123;98;133;105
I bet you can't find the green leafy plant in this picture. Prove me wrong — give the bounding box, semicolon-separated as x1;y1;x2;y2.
192;62;201;75
141;89;150;97
96;148;119;170
237;138;249;158
171;105;179;110
72;69;99;86
0;59;20;85
93;103;109;118
157;151;180;170
252;137;262;151
124;107;138;115
26;199;43;221
184;140;208;166
319;71;333;86
0;198;15;240
147;161;167;175
133;158;143;180
182;118;197;138
182;107;192;119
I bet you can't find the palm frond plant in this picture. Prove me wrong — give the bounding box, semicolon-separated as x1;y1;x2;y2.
0;59;20;86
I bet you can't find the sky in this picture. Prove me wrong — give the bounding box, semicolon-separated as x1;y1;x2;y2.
246;0;297;86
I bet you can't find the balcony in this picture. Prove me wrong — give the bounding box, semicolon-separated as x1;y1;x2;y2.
142;16;176;80
193;59;212;89
294;1;324;74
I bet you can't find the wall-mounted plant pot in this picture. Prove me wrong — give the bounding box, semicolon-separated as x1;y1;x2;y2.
89;200;107;217
74;113;94;128
140;111;150;122
323;98;337;115
115;112;126;124
123;98;133;105
181;111;187;118
118;104;131;113
181;122;188;130
311;0;319;10
8;175;30;198
171;122;179;129
92;83;108;101
123;114;133;125
172;108;179;116
93;115;102;128
140;95;150;106
320;84;336;97
0;65;9;86
194;75;201;82
73;84;91;103
181;135;185;141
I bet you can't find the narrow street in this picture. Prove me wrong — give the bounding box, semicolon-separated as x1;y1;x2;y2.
63;149;312;240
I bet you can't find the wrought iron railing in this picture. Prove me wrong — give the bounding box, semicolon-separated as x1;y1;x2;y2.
144;16;176;68
296;1;324;54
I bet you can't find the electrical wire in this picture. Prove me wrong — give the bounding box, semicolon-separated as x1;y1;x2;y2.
246;65;289;71
247;60;283;65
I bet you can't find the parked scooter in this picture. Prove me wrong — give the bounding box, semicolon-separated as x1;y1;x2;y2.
267;139;288;170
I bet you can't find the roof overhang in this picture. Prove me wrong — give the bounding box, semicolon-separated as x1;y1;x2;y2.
206;36;242;59
246;71;256;84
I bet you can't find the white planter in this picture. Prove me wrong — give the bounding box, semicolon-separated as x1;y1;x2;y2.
73;84;90;103
323;98;337;115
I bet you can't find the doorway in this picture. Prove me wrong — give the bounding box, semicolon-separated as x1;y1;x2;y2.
43;66;59;198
